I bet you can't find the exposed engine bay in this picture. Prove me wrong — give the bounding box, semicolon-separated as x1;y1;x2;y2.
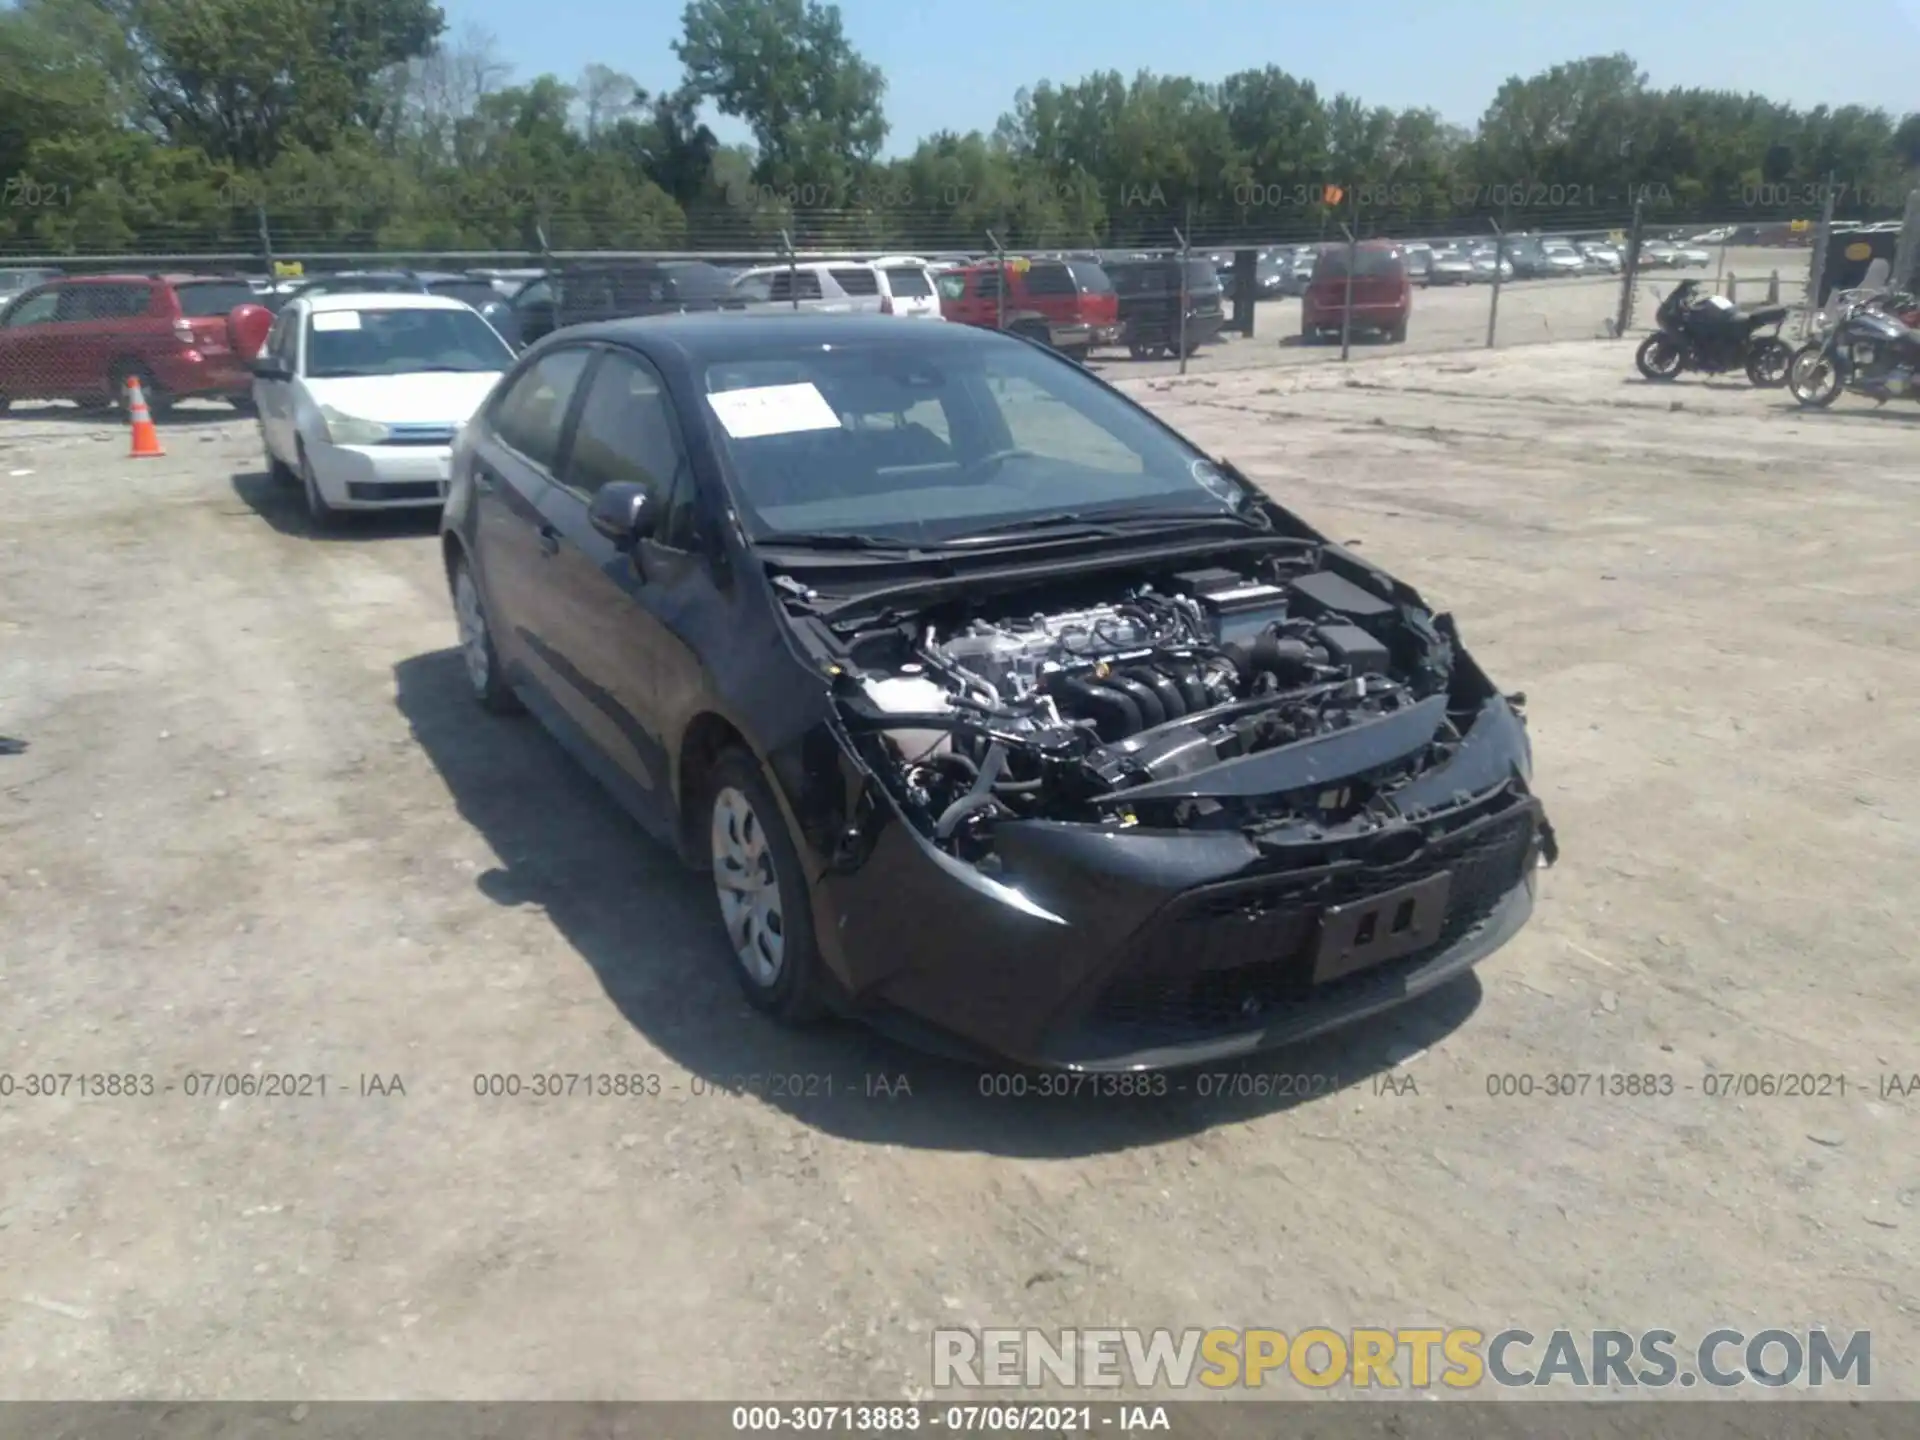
817;548;1491;859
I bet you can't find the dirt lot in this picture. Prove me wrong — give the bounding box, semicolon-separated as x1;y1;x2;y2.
1;336;1915;1401
1120;245;1809;378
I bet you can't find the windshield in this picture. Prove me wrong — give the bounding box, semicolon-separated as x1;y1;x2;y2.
304;307;515;378
1313;248;1405;279
698;339;1245;544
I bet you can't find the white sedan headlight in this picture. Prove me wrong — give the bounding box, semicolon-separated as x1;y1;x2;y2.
319;406;391;446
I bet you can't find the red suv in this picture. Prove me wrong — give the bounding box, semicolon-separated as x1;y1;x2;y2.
1302;242;1412;343
937;258;1121;359
0;273;266;415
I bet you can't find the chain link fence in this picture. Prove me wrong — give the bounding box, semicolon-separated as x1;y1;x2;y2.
0;197;1886;412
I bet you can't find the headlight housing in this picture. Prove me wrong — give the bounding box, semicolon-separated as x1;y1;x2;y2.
319;406;391;446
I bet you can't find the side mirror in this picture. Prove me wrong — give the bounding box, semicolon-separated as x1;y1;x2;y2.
588;481;655;551
252;357;291;381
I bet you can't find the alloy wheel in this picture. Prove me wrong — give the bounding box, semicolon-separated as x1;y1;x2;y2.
454;567;490;695
711;785;784;987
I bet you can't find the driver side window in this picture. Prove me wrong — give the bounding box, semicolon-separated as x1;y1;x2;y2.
3;289;59;327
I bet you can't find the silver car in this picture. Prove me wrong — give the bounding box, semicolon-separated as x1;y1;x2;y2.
1541;243;1588;277
1426;248;1476;286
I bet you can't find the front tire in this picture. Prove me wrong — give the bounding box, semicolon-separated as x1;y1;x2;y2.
1636;333;1683;381
1788;347;1845;408
1745;337;1792;388
451;555;523;714
297;441;339;530
707;749;824;1023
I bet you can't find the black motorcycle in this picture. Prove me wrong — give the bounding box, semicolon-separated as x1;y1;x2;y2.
1634;279;1793;386
1787;292;1920;409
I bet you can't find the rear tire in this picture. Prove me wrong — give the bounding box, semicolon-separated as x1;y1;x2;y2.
706;749;825;1024
451;554;524;715
1635;334;1683;381
1745;337;1791;388
109;361;173;417
1387;319;1409;343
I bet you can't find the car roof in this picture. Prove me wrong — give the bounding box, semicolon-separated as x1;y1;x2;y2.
303;291;477;313
564;310;1010;360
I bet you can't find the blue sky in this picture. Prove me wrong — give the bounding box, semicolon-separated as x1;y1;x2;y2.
441;0;1920;155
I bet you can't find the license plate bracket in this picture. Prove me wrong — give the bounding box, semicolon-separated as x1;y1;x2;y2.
1310;870;1453;984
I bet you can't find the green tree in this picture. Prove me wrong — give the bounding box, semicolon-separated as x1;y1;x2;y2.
674;0;887;189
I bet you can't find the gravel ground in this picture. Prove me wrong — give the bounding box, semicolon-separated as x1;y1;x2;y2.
0;334;1914;1401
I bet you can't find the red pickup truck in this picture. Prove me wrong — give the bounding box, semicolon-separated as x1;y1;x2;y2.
936;258;1121;360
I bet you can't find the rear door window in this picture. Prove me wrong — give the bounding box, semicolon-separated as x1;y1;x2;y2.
768;270;824;302
174;282;255;317
828;267;880;296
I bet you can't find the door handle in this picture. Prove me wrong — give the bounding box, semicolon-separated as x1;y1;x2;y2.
537;524;560;556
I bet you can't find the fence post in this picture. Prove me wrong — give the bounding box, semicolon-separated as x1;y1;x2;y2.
256;204;274;280
1485;218;1505;348
1175;204;1191;376
987;230;1006;332
1615;193;1645;337
1338;221;1357;362
779;228;798;310
1768;271;1780;304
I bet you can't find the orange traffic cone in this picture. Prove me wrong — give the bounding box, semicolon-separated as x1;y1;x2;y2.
126;377;164;458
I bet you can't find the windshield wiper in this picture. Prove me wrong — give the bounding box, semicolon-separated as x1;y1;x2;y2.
755;531;929;553
943;506;1266;544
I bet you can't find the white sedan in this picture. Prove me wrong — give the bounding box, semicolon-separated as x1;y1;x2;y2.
252;292;515;527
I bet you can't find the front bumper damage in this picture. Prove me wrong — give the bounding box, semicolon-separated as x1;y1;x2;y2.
815;693;1556;1071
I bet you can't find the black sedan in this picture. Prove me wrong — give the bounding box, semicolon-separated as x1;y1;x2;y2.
441;314;1556;1070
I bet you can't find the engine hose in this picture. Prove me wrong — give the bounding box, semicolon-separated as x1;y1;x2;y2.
1054;677;1140;742
992;779;1044;794
1103;674;1166;729
934;742;1008;840
1126;667;1187;720
926;752;978;787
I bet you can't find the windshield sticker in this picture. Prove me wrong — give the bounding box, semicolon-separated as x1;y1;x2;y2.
311;311;362;331
706;382;842;439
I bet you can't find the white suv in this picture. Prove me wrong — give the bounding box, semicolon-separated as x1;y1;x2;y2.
731;263;887;314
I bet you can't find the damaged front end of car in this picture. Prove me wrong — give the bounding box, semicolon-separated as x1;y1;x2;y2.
780;537;1557;1069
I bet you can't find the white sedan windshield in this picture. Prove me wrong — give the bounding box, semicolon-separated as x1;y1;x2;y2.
305;308;513;378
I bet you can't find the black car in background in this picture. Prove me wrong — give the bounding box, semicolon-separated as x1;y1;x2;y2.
509;261;751;345
277;270;522;346
1103;257;1226;359
439;313;1555;1070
